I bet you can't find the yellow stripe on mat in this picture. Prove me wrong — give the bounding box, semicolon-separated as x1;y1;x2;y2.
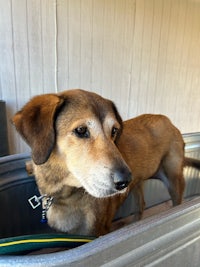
0;238;93;247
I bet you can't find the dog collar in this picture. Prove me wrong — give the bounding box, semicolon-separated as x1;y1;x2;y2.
28;194;54;224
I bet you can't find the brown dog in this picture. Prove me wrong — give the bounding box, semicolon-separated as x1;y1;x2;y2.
12;89;200;236
12;89;132;236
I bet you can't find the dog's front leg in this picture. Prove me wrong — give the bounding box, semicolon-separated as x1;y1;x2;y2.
131;181;145;221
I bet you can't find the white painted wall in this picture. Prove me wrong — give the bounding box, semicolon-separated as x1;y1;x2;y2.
0;0;200;154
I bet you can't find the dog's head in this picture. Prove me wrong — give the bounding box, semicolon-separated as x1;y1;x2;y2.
12;89;132;198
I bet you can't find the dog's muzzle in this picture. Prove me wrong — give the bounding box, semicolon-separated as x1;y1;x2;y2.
113;168;132;191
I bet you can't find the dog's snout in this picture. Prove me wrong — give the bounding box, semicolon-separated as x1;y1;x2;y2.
113;168;132;191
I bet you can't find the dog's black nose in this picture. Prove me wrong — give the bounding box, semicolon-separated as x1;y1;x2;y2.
113;168;132;191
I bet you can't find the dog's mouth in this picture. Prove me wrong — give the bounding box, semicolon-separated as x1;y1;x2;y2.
83;179;129;198
71;165;132;198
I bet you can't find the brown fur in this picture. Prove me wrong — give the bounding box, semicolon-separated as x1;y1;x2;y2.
117;114;186;219
12;89;200;236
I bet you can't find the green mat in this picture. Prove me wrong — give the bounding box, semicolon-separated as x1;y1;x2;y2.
0;233;95;255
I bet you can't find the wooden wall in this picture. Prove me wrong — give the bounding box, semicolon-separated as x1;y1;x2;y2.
0;0;200;154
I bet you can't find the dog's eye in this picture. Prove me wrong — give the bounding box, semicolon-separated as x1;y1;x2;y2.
111;127;119;139
74;126;90;138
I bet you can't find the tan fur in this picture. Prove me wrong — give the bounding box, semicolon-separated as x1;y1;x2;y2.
12;89;200;236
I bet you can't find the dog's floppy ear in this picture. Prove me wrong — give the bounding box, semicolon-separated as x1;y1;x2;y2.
111;102;123;126
111;102;123;139
12;94;65;165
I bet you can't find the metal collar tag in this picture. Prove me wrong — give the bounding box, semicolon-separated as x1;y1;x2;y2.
28;195;46;209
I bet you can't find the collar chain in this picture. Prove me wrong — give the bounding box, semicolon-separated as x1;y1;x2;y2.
28;194;54;224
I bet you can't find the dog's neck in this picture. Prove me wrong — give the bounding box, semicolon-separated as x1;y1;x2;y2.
28;183;86;225
32;153;83;196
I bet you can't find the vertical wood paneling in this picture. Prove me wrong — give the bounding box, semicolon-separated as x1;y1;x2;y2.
40;0;57;93
134;0;155;115
135;0;152;112
0;0;19;153
116;0;136;119
183;2;200;130
57;0;69;90
26;0;43;95
80;0;93;89
91;0;105;93
153;0;172;114
11;0;30;152
68;0;81;88
109;0;130;114
0;0;200;154
109;0;126;99
128;0;145;116
170;1;192;124
12;0;30;106
101;0;115;99
145;0;163;113
163;0;187;119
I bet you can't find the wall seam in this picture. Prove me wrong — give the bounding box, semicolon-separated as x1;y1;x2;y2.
127;0;137;118
55;0;58;92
